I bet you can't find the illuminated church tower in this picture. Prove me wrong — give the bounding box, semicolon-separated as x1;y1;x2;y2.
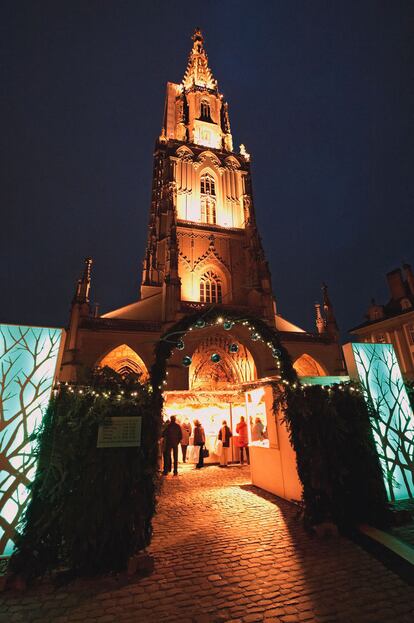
60;29;344;383
141;29;275;323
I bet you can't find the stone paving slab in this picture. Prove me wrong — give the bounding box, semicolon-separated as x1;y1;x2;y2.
390;499;414;549
1;464;414;622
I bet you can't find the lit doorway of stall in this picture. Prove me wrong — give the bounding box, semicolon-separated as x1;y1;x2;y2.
163;336;271;466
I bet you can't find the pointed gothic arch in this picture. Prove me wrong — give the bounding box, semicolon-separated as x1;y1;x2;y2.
194;259;231;305
197;151;221;166
199;270;222;303
176;145;194;160
293;353;327;377
200;171;217;224
224;155;241;169
97;344;149;381
189;336;257;390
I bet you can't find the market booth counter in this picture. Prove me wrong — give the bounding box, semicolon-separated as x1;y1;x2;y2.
247;384;302;502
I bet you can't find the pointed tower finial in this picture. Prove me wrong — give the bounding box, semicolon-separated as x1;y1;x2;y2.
182;28;217;90
192;27;203;43
73;257;93;304
315;302;325;334
321;282;339;340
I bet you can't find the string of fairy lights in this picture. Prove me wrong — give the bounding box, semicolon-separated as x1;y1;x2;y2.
55;313;362;397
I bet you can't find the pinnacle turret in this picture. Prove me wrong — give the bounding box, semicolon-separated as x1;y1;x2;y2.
73;257;92;304
182;28;217;91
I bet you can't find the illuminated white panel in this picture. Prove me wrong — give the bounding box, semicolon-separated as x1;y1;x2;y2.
0;324;63;556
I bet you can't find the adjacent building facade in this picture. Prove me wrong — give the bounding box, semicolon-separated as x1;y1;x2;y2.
350;263;414;381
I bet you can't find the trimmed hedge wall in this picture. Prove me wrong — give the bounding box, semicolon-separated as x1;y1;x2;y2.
10;369;160;580
281;383;390;529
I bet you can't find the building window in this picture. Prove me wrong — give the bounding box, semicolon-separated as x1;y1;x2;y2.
201;100;210;120
201;173;215;195
200;271;222;303
201;196;216;224
200;173;216;224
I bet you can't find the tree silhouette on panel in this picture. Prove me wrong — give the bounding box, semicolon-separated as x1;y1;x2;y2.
0;325;62;555
353;343;414;502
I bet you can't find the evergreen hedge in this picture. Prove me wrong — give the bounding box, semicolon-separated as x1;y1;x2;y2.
10;368;160;580
281;383;390;529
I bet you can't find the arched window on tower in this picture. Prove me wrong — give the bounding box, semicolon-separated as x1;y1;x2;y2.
199;271;222;304
200;99;211;120
200;173;216;224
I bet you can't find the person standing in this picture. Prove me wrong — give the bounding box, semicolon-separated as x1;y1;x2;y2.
162;415;182;476
218;420;232;467
180;418;192;463
193;419;206;469
251;417;264;442
236;416;250;465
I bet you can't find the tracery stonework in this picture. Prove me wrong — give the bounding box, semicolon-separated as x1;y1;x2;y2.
98;345;149;380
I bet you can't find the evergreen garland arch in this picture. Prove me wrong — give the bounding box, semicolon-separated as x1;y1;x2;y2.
151;307;389;529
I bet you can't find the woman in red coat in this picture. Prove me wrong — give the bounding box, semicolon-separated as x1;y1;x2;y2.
236;416;250;465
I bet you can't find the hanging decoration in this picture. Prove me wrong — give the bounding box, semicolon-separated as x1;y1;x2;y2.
211;353;221;363
229;343;239;353
223;320;234;330
182;356;192;367
195;319;206;329
176;339;185;350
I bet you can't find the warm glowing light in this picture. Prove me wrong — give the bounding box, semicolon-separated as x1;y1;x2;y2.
98;344;149;381
293;354;326;377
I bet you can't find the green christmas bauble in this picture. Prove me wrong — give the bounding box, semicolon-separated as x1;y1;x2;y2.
223;320;233;331
176;339;185;350
229;343;239;353
182;356;192;367
195;318;206;329
211;353;221;363
251;332;260;341
272;348;281;358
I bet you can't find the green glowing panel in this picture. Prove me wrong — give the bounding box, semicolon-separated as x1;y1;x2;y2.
349;343;414;502
300;376;350;386
0;324;63;556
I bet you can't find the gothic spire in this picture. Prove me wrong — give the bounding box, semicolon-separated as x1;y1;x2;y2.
73;257;92;304
322;283;339;339
314;302;325;334
182;28;217;91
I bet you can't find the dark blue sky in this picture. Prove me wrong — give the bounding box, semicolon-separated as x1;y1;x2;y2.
1;1;413;335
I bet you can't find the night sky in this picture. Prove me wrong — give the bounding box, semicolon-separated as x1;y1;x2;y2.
1;1;413;337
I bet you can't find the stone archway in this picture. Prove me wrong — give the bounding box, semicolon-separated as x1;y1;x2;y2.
98;344;149;381
293;353;327;377
189;336;256;390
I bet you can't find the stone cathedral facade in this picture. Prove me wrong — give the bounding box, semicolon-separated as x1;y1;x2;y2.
60;30;344;393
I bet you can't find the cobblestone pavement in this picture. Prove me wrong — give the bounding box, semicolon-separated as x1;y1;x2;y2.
391;499;414;549
2;464;414;623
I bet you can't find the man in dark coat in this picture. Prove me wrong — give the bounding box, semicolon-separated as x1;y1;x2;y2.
162;415;182;476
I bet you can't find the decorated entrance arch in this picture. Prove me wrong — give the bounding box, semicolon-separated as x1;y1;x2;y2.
151;308;389;528
150;308;298;396
151;309;298;462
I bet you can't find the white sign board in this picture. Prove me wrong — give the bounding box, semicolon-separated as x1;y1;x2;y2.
97;416;142;448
